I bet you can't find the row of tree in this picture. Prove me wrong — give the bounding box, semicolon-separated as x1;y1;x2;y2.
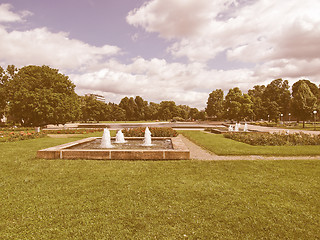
205;78;319;124
0;65;205;126
1;64;318;126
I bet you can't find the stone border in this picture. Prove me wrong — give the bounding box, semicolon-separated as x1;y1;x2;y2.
37;137;190;160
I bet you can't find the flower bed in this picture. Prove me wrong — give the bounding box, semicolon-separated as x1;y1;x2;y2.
44;129;104;134
122;127;178;137
223;132;320;146
0;130;46;142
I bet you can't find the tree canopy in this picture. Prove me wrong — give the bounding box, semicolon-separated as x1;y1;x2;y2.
6;65;80;126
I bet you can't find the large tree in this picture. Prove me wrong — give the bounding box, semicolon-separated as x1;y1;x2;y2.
6;65;80;126
224;87;243;121
0;65;18;120
81;95;111;122
291;81;317;127
206;89;224;119
248;85;266;120
262;79;291;121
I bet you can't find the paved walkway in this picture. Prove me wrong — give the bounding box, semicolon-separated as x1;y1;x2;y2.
246;124;320;135
178;134;320;161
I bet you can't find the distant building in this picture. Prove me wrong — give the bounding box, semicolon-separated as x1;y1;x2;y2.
85;93;106;102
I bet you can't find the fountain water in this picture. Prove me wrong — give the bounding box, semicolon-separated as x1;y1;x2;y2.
142;127;153;146
100;128;113;148
244;123;248;132
234;123;239;132
115;129;127;143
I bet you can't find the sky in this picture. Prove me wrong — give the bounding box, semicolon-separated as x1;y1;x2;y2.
0;0;320;109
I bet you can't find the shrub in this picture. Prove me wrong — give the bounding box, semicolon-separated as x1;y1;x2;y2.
0;130;47;142
44;129;104;134
223;132;320;146
122;127;178;137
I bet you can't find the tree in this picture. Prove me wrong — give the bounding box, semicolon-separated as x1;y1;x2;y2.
145;102;160;120
119;97;139;120
206;89;224;119
189;108;199;120
0;67;7;119
135;96;148;120
240;93;254;121
6;65;80;126
224;87;243;121
248;85;266;120
262;79;291;121
158;101;179;120
291;81;317;127
111;105;126;121
292;79;319;103
0;65;17;120
81;95;111;122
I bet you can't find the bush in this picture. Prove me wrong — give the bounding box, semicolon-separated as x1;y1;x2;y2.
223;132;320;146
122;127;178;137
44;129;104;134
0;130;47;142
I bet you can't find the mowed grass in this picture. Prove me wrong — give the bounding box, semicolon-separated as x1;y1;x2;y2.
181;130;320;156
0;134;319;239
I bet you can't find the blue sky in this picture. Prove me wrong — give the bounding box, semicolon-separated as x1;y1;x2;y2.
1;0;320;108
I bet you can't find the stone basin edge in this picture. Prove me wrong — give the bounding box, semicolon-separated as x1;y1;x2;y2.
37;136;190;160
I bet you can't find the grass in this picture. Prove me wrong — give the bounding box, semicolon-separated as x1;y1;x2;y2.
0;133;319;239
181;130;320;155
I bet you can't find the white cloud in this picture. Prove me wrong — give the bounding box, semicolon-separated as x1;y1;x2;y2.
0;3;32;23
0;4;120;71
128;0;320;66
0;26;120;70
71;57;258;108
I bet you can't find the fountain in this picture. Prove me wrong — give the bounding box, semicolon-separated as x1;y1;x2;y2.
37;127;190;160
228;125;234;131
244;123;248;132
115;129;127;143
100;128;113;148
142;127;153;146
234;123;239;132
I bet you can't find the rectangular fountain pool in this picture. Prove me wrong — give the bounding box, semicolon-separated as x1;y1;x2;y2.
37;137;190;160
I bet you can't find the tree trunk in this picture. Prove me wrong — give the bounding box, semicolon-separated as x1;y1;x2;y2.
303;120;305;128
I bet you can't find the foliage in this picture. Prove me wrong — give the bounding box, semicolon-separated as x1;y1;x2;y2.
80;95;111;122
223;132;320;146
0;65;17;119
205;89;224;119
0;130;46;142
262;79;291;121
122;127;178;137
291;81;317;124
224;87;253;121
44;128;103;134
248;85;266;120
6;65;80;126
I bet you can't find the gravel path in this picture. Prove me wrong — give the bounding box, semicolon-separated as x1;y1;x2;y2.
178;134;320;161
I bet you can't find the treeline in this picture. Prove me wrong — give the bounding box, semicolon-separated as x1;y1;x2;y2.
0;65;204;126
81;95;205;122
1;65;318;127
206;78;319;124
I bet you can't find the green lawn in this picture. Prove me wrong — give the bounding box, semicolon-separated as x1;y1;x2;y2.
0;134;319;239
181;130;320;156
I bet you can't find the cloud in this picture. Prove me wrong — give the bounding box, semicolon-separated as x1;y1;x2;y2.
0;4;120;71
0;3;32;23
128;0;320;65
71;57;258;108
